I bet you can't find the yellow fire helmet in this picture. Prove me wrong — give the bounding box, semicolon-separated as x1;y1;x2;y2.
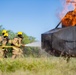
2;30;7;34
3;33;8;37
18;32;23;35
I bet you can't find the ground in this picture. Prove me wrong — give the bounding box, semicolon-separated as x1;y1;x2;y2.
0;57;76;75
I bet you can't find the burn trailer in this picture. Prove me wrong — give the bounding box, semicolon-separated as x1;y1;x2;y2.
41;10;76;57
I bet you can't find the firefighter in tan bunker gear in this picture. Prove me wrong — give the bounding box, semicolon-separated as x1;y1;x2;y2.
2;33;9;58
0;30;8;58
12;32;24;59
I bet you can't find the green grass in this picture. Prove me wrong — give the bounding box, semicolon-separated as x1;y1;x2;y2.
0;57;76;75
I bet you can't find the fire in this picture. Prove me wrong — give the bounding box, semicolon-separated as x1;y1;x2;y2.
62;8;76;27
60;0;76;27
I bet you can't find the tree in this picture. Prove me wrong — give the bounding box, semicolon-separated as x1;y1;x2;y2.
7;30;16;39
28;36;36;43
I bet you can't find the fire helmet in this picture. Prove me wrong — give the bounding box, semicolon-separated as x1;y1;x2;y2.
18;32;23;35
17;32;23;38
3;33;8;37
2;30;7;34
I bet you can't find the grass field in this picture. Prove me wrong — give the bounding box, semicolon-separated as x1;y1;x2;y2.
0;57;76;75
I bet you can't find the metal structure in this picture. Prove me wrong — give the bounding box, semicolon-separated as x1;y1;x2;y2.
41;10;76;57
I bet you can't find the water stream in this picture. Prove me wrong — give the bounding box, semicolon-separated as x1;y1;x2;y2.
25;42;41;47
25;41;51;56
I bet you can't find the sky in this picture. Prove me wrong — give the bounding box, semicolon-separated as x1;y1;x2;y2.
0;0;63;41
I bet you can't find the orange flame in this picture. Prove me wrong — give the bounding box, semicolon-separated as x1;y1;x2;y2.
60;0;76;27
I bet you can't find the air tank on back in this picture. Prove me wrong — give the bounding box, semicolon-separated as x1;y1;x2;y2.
41;9;76;56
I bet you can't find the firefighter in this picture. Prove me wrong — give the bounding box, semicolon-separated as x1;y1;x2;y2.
0;30;7;59
17;32;24;57
2;33;9;58
11;32;24;59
